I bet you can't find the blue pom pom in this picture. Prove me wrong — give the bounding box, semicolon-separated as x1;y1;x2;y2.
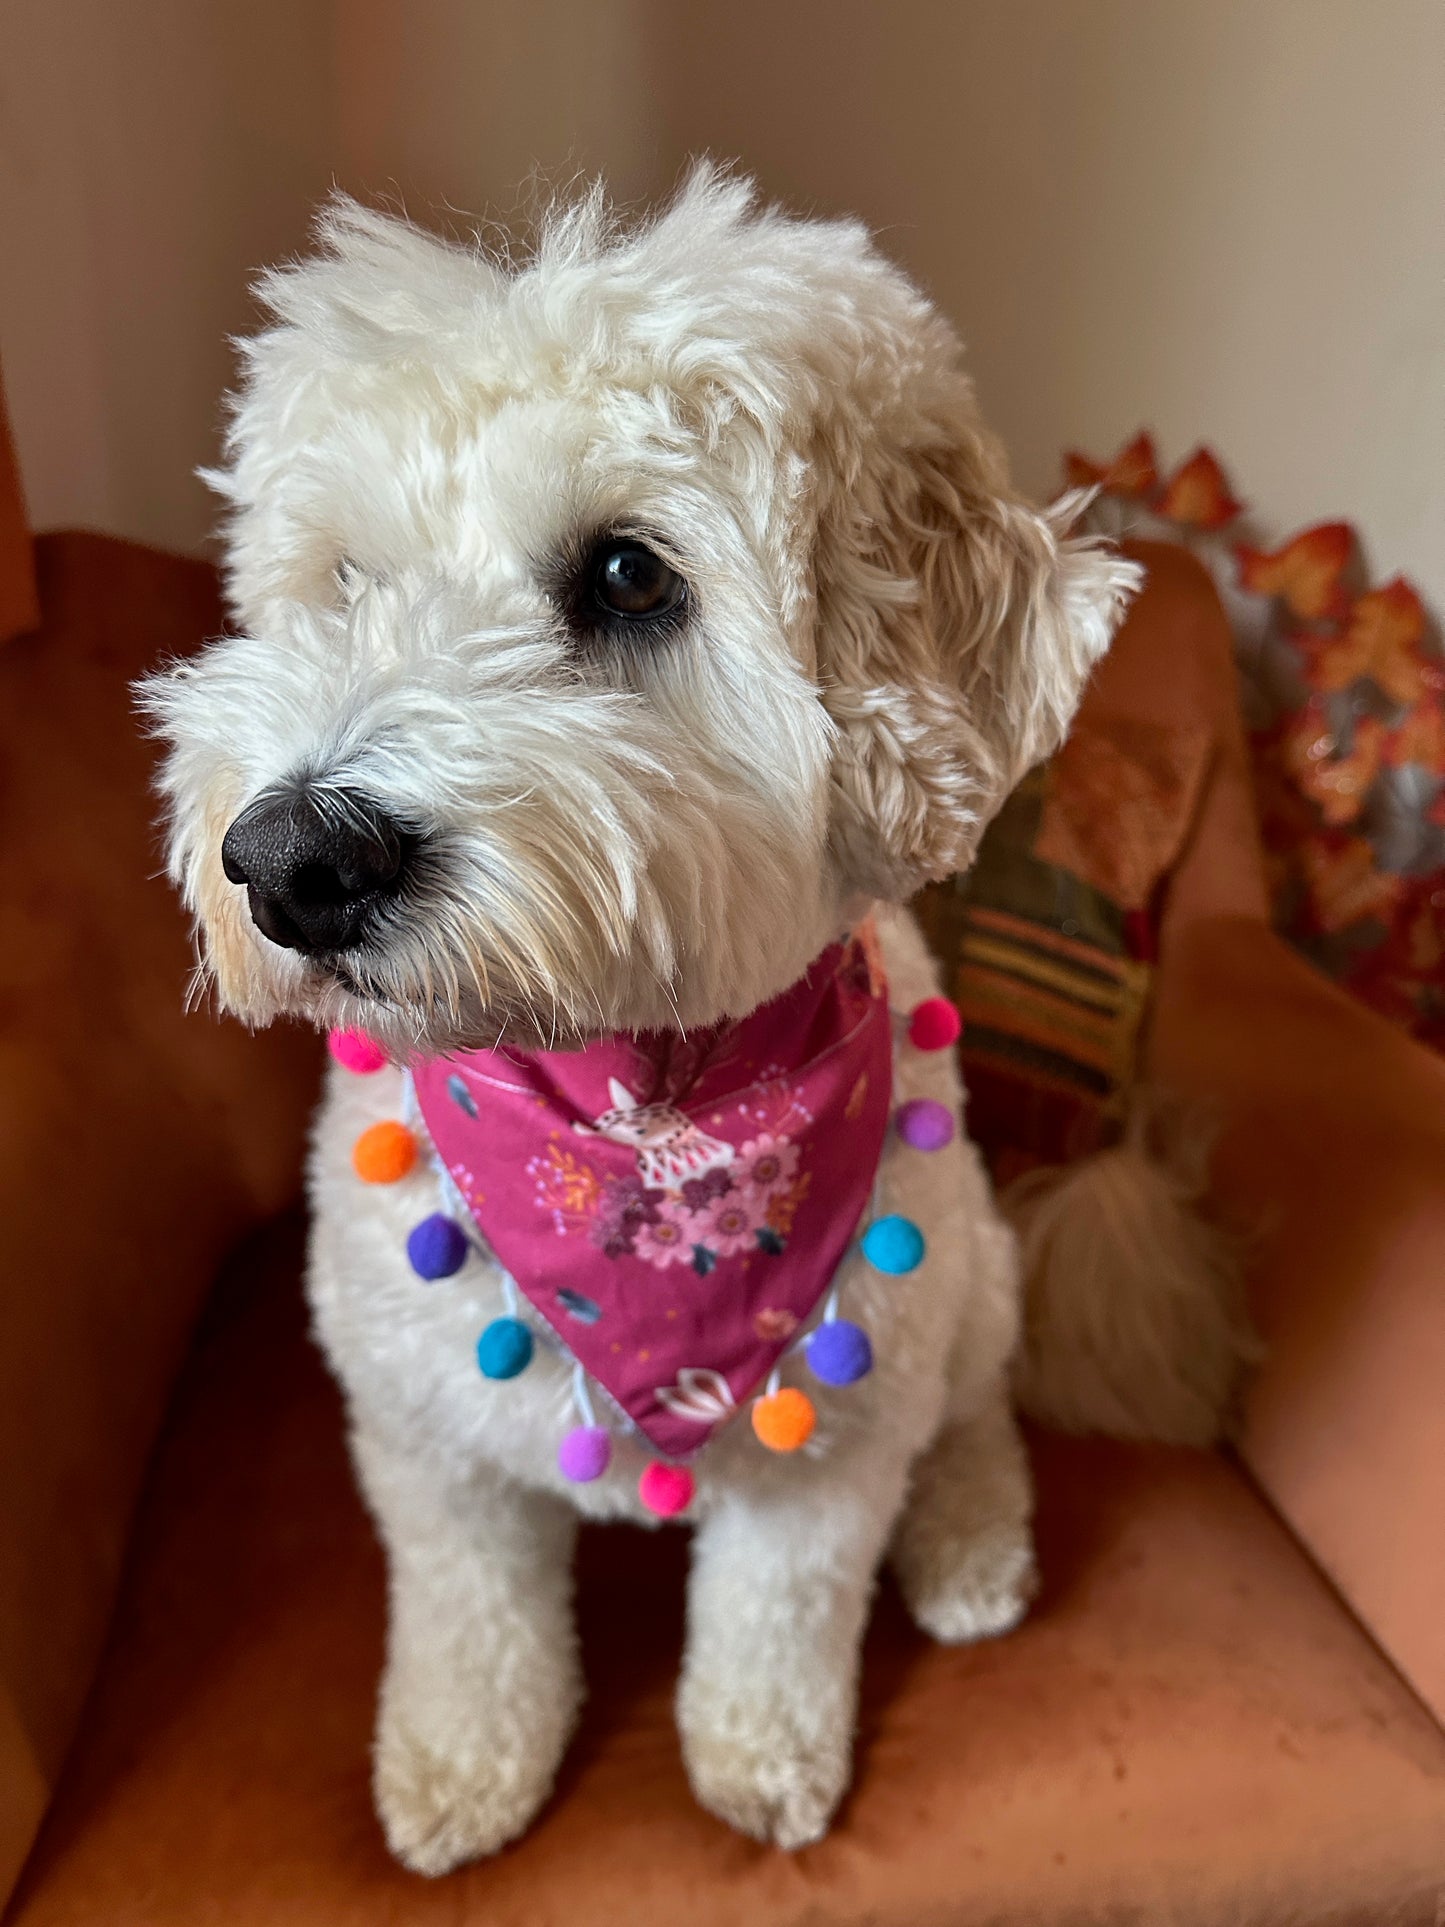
406;1213;469;1281
477;1316;533;1379
808;1319;874;1385
861;1214;926;1275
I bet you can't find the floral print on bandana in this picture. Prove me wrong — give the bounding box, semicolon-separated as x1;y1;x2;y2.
412;937;894;1457
529;1103;811;1277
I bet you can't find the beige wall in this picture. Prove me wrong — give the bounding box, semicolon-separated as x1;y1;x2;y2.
4;0;1442;601
0;0;333;554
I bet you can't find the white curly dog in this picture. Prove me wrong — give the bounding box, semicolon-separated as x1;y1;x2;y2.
146;169;1156;1870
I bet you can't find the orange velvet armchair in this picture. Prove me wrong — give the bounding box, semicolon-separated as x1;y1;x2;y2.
2;434;1442;1921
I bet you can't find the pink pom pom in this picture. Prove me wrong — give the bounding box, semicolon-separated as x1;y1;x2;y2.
328;1027;388;1074
907;997;962;1052
638;1461;694;1517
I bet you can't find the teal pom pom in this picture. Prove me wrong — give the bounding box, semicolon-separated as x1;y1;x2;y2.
861;1214;926;1275
477;1316;533;1379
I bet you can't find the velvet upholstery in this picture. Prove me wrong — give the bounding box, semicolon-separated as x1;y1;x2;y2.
1154;914;1445;1726
0;372;39;647
0;535;320;1901
9;1216;1444;1927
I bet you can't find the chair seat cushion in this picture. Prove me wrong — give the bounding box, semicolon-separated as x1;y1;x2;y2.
10;1215;1445;1927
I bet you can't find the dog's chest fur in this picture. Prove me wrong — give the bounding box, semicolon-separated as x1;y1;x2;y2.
305;910;1021;1522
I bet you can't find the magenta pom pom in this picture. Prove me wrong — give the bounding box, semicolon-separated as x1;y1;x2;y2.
328;1027;388;1074
558;1425;612;1483
638;1461;694;1516
907;997;962;1052
895;1097;955;1151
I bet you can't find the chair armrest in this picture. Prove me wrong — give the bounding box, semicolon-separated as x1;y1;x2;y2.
1148;914;1445;1723
0;369;39;645
0;534;320;1901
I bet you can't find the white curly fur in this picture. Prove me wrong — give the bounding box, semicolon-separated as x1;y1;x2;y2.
144;167;1140;1867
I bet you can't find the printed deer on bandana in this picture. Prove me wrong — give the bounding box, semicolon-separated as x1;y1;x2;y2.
577;1078;736;1191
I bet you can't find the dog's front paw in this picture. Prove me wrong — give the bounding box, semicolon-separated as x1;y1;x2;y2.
895;1515;1038;1646
373;1710;558;1875
680;1693;851;1850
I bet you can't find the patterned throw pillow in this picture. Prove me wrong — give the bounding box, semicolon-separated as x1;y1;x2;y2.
1064;432;1445;1052
914;717;1211;1186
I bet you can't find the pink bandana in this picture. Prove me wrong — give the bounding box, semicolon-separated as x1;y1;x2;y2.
412;937;893;1458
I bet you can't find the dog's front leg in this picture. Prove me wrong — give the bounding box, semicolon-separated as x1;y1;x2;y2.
353;1430;581;1874
679;1472;906;1847
889;1380;1037;1643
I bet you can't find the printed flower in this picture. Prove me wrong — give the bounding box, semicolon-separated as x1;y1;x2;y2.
762;1170;811;1240
595;1225;636;1260
635;1214;692;1269
529;1142;606;1231
754;1307;798;1343
732;1134;800;1199
679;1166;733;1211
592;1172;667;1256
694;1189;763;1259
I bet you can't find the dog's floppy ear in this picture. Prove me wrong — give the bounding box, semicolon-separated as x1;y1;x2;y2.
814;389;1140;898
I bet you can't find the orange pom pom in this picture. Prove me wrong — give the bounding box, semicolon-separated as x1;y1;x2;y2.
752;1387;816;1453
352;1120;418;1184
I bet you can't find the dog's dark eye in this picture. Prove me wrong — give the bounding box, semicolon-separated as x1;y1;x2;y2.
590;540;686;621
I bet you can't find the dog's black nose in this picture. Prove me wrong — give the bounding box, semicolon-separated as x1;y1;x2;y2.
221;787;411;955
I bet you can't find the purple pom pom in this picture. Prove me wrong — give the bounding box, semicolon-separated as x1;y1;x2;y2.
808;1319;874;1385
895;1098;955;1152
558;1425;612;1482
406;1213;470;1280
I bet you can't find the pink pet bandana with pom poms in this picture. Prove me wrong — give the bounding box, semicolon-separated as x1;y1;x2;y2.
337;933;963;1514
415;937;893;1459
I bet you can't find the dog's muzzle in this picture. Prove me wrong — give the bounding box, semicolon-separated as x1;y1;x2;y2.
221;785;413;956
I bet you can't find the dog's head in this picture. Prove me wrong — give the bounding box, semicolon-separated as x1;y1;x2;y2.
144;167;1138;1055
